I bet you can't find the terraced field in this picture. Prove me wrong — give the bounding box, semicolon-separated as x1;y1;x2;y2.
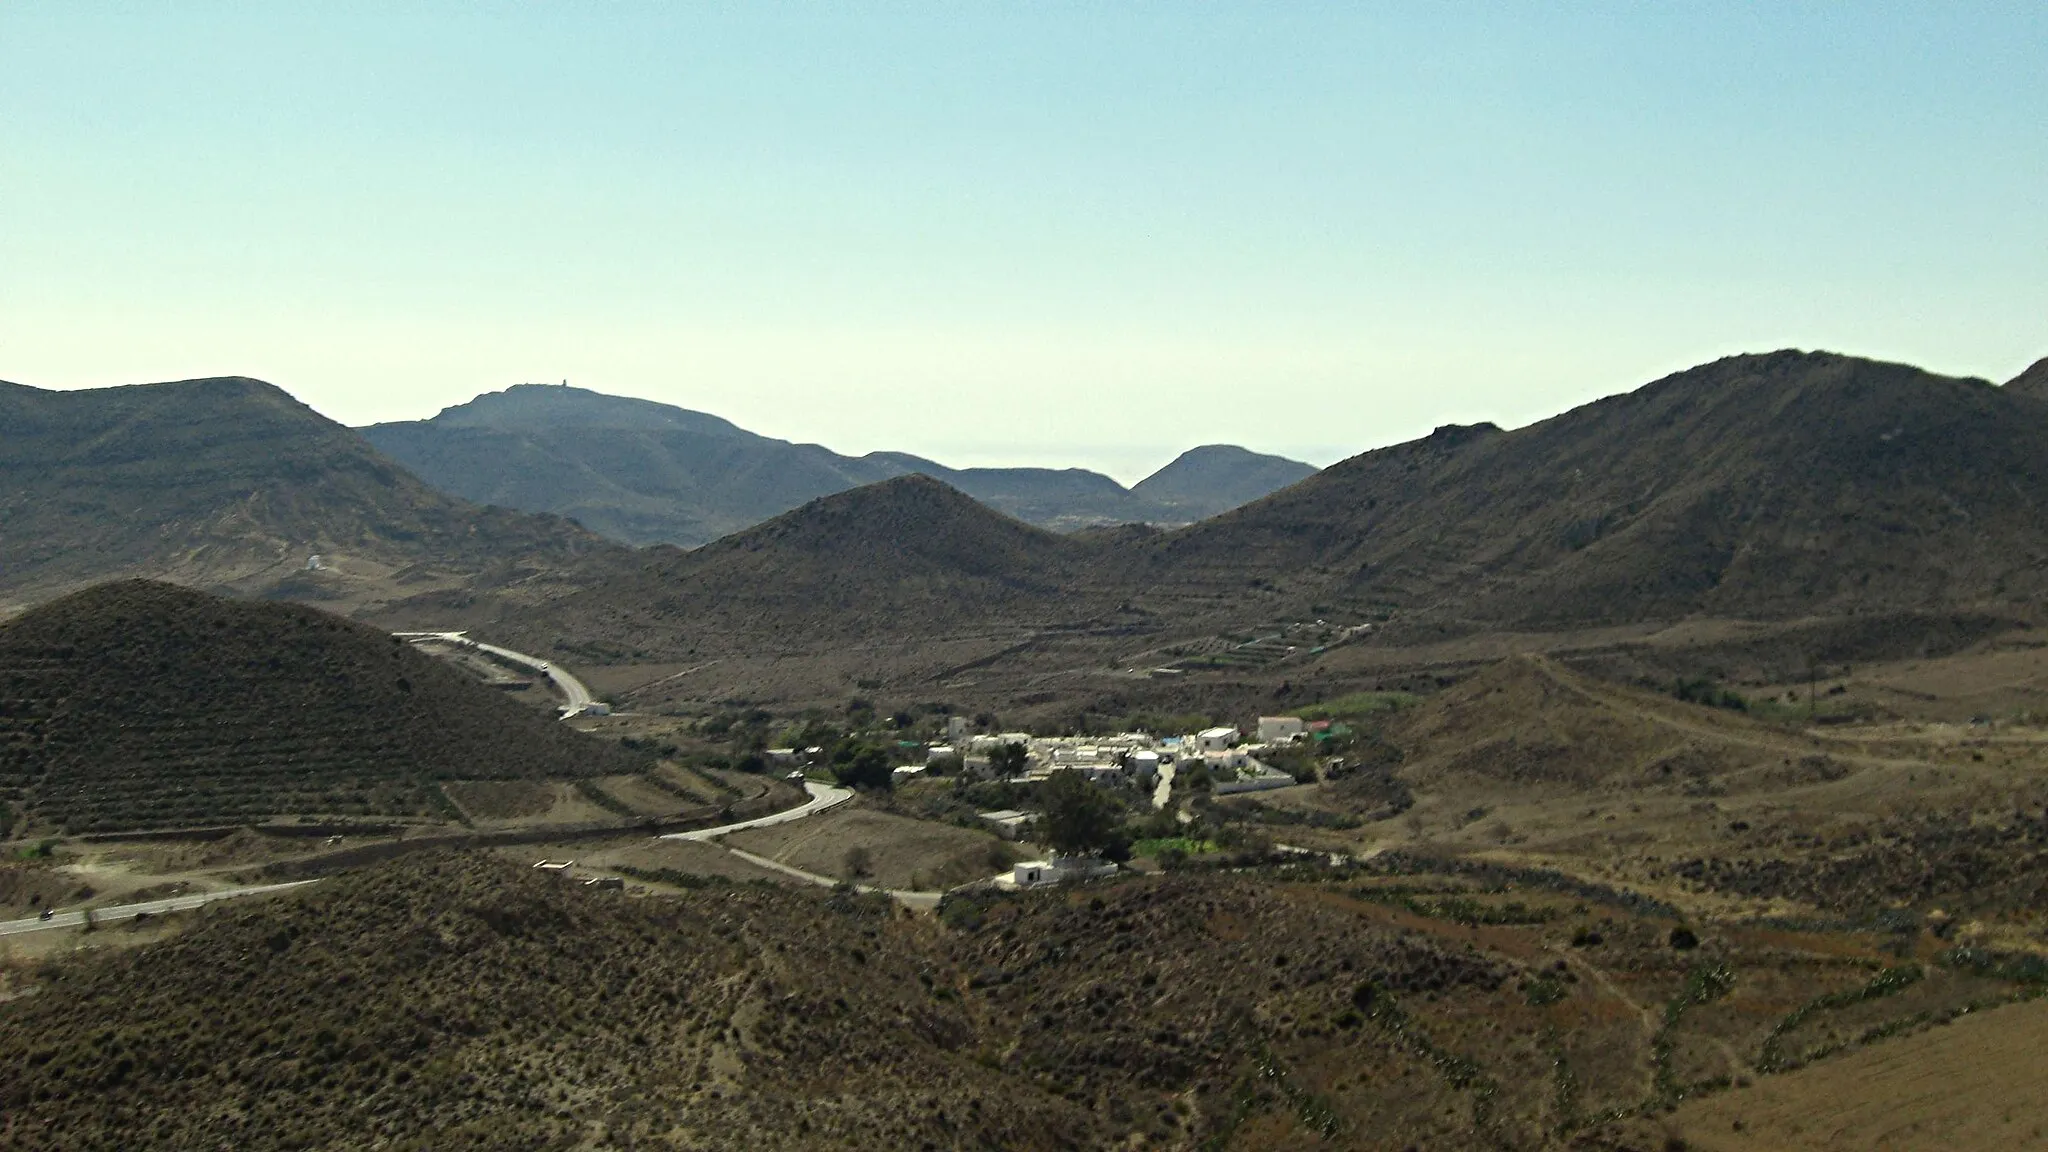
0;581;642;834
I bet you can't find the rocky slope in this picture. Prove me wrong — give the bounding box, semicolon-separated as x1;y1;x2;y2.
0;853;1561;1150
1117;350;2048;630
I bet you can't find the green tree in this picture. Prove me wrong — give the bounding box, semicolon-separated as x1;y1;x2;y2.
988;741;1029;779
1038;769;1122;858
830;740;894;791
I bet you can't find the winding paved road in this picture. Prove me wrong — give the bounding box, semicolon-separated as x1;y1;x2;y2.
2;654;855;937
660;780;852;841
395;631;596;715
0;881;321;938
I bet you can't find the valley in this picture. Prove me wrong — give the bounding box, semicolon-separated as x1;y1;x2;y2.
5;349;2048;1148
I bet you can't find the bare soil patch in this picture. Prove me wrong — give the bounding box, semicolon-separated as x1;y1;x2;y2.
1653;997;2048;1151
724;804;1020;891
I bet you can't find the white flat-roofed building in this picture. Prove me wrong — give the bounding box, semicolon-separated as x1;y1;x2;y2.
1004;855;1118;889
1197;726;1240;752
978;809;1037;839
1257;716;1305;743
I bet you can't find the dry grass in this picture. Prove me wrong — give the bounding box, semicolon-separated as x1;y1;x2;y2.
724;805;1022;891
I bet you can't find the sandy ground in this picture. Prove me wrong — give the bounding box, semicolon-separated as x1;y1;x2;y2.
723;805;1020;892
1666;998;2048;1151
491;836;801;889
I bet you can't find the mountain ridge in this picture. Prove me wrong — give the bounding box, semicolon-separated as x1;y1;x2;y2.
451;349;2048;711
1114;349;2048;629
360;383;1317;545
0;375;614;613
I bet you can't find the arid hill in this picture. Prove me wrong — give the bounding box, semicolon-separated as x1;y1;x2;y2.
1129;443;1319;521
474;474;1130;678
1117;350;2048;630
15;846;2048;1150
362;382;1316;545
361;383;895;547
0;851;1634;1150
1374;654;1882;807
0;581;639;833
0;376;613;613
454;351;2048;716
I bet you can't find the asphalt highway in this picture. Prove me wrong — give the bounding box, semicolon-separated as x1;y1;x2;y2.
661;780;853;842
393;631;596;714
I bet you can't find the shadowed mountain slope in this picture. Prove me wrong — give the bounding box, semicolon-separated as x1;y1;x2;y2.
0;581;639;833
1130;443;1320;521
0;377;610;610
2005;356;2048;399
362;383;1316;545
1121;350;2048;629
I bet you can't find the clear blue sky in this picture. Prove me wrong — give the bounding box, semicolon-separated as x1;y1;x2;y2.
4;3;2042;482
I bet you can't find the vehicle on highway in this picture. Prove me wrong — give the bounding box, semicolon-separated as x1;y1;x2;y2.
38;908;53;921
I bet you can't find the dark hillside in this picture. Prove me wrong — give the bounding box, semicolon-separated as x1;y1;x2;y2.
0;581;638;833
362;420;884;547
421;380;755;436
0;853;1602;1150
0;855;1106;1151
490;475;1112;659
1130;443;1320;521
364;382;1313;545
859;452;1182;530
1125;351;2048;628
2006;355;2048;399
0;377;608;606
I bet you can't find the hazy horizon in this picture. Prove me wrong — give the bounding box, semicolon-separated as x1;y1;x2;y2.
4;4;2041;484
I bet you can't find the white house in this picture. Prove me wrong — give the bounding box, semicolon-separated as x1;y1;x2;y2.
1197;726;1240;752
978;809;1037;840
1257;716;1306;743
1006;855;1118;889
1202;748;1249;772
1126;750;1162;781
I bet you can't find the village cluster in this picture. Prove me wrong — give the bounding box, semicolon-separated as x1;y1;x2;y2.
926;715;1321;890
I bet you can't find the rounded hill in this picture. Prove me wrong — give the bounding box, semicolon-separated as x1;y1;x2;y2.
0;581;640;834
